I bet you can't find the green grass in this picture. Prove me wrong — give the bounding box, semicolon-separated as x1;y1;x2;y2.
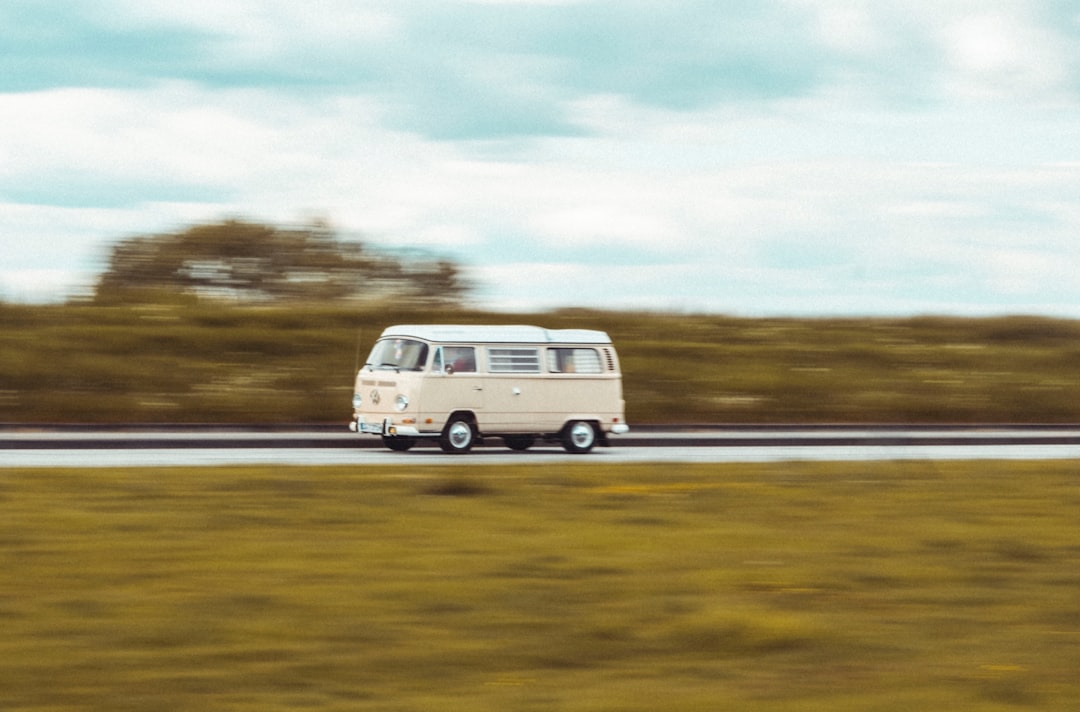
3;302;1080;424
2;461;1078;710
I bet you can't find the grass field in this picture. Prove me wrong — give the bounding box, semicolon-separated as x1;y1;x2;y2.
4;302;1080;424
2;460;1078;710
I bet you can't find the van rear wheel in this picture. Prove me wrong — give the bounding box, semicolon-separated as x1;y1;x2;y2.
561;421;597;453
439;416;476;453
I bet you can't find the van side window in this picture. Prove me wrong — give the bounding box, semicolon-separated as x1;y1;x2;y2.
547;348;602;374
444;346;476;373
488;347;540;373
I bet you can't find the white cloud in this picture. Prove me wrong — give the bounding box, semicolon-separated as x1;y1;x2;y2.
409;224;485;250
461;0;586;4
805;4;888;55
948;14;1025;73
528;204;680;249
473;261;712;312
0;269;95;303
103;0;401;44
0;84;279;192
4;1;1080;316
939;10;1071;101
985;249;1068;295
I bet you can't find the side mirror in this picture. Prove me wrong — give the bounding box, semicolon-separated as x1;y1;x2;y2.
444;364;454;375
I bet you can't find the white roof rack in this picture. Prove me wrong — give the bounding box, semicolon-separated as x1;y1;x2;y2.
379;324;612;345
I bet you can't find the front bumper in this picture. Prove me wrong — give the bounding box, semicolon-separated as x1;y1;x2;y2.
350;416;421;437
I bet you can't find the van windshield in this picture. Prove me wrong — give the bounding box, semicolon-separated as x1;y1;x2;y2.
366;338;429;371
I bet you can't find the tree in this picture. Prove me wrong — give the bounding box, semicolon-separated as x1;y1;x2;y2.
93;219;471;306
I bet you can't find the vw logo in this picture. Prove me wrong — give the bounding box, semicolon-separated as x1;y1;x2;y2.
370;389;381;405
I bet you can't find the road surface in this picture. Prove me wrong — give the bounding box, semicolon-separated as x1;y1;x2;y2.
4;425;1080;467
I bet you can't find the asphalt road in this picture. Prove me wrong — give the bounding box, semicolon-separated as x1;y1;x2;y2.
4;425;1080;467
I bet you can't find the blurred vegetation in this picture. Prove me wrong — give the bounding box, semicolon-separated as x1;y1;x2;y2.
93;219;468;306
2;460;1078;710
2;299;1080;423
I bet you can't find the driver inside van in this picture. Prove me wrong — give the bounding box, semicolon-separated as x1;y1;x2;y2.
444;346;476;373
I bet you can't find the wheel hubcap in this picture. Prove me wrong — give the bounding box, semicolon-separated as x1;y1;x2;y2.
571;423;594;448
449;422;471;448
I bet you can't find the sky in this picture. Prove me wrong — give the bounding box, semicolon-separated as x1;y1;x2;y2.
3;0;1080;316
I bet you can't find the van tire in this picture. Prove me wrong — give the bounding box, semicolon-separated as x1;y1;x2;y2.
503;435;535;451
383;436;417;452
440;415;476;453
561;420;597;453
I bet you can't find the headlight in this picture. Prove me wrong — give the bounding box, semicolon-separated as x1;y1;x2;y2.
352;393;362;409
395;394;409;411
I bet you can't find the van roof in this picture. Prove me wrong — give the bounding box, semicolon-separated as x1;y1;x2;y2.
379;324;612;345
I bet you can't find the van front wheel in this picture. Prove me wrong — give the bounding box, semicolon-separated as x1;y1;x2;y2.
561;421;597;453
440;416;476;453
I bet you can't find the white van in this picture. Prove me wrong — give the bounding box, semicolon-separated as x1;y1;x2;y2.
349;324;629;453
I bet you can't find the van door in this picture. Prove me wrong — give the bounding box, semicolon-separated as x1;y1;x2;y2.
482;346;549;432
428;346;484;418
